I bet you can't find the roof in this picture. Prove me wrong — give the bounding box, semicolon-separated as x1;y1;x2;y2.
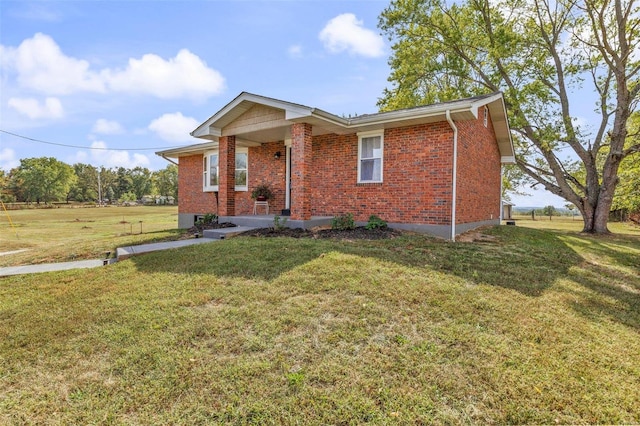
157;92;515;163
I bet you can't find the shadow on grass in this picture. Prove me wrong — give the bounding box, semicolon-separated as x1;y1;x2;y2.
559;234;640;330
129;226;582;298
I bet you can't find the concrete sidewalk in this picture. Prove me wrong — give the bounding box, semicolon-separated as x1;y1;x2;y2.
0;237;219;277
0;259;110;277
116;237;217;260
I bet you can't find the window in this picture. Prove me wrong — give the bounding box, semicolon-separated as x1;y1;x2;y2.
483;106;489;127
203;152;219;191
235;150;248;190
358;131;383;183
203;149;248;192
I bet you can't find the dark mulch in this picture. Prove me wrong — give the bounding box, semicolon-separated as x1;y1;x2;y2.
239;226;403;240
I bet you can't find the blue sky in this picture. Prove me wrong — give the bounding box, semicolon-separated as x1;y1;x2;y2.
0;0;565;206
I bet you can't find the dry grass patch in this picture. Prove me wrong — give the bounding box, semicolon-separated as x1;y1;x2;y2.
0;206;181;266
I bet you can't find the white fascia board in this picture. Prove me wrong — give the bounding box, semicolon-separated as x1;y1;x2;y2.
501;155;517;164
155;141;219;158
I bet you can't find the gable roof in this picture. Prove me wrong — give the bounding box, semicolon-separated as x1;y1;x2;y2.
159;92;515;162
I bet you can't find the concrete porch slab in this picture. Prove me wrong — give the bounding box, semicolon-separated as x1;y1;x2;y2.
219;215;332;230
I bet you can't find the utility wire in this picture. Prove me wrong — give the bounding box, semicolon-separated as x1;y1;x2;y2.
0;129;182;151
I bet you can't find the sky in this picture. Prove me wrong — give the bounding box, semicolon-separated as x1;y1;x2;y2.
0;0;566;207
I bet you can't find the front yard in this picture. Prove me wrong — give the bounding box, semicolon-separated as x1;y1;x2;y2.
1;224;639;423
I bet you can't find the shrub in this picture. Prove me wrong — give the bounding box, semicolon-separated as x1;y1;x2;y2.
332;213;356;230
366;215;388;230
195;213;218;230
273;215;287;231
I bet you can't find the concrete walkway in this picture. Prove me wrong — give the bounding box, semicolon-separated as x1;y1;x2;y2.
116;237;217;260
0;237;219;277
0;259;110;277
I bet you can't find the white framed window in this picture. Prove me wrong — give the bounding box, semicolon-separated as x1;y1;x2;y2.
357;131;384;183
203;149;249;192
483;106;489;127
235;148;248;191
203;152;219;192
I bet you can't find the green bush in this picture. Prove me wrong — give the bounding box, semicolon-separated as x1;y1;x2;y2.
331;213;356;230
195;213;218;230
273;215;287;231
366;215;388;230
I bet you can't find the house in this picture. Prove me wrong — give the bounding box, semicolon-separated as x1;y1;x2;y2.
156;92;515;239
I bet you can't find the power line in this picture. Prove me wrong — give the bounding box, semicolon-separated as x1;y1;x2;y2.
0;129;182;151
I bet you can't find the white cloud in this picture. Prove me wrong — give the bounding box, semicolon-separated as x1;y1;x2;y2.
288;44;303;58
148;112;199;143
106;49;226;100
319;13;385;58
0;148;19;171
92;119;124;135
8;97;64;119
84;140;150;169
1;33;225;100
0;33;106;95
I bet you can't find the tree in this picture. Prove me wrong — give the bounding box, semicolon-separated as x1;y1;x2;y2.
115;167;133;200
68;163;98;202
129;167;153;200
153;164;178;200
11;157;76;204
379;0;640;234
611;112;640;214
542;205;557;219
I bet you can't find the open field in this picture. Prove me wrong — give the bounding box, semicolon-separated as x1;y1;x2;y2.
1;224;639;423
0;206;181;267
511;214;640;235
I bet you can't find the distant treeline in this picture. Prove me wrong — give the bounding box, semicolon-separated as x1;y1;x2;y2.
0;157;177;205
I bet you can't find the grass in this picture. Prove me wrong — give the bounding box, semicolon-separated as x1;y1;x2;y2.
0;205;181;267
1;222;639;424
512;213;640;236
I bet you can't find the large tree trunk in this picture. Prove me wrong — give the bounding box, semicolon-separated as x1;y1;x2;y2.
581;199;612;234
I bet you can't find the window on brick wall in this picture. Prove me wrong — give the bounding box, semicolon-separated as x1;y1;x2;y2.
235;150;248;190
357;131;384;183
203;148;248;192
203;152;219;192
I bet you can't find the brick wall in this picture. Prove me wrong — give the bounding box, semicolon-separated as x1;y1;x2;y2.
177;117;501;227
178;154;218;216
455;112;501;223
309;122;455;225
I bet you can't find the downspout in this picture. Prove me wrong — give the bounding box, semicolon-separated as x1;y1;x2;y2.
499;165;504;221
161;155;178;166
446;110;458;241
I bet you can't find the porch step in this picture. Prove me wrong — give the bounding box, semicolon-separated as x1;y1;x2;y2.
203;226;256;240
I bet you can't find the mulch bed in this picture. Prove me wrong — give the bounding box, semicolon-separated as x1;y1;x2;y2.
182;222;403;241
239;226;403;240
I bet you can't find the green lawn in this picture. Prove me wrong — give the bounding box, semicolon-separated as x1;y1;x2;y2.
0;205;181;267
1;224;638;424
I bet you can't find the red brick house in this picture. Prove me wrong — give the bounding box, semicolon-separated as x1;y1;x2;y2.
157;92;515;239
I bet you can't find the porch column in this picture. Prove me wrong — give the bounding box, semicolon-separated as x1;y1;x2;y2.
291;123;312;221
218;135;236;216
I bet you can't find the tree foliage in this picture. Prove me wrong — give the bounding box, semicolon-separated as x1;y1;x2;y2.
379;0;640;233
154;164;178;199
611;112;640;213
12;157;77;204
3;159;178;204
